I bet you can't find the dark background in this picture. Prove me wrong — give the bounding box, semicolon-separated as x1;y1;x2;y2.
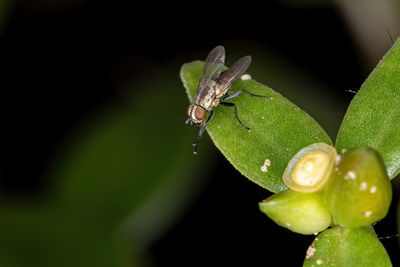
0;0;399;266
1;0;363;197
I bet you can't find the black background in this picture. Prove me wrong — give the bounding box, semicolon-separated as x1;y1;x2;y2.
1;0;398;266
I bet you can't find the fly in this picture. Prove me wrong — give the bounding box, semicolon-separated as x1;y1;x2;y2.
186;45;271;154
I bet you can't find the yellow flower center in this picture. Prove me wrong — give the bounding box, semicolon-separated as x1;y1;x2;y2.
292;151;330;187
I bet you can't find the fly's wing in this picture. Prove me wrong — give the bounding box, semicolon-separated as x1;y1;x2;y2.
200;45;225;81
195;46;225;99
216;55;251;94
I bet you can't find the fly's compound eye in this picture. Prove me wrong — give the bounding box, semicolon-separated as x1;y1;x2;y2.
195;107;205;121
186;105;191;117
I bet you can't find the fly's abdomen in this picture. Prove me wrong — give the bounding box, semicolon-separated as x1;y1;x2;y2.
215;73;232;99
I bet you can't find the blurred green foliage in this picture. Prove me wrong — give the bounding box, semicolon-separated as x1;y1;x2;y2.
0;70;213;267
0;41;344;265
0;0;12;35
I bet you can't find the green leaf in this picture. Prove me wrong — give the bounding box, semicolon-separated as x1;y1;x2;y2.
181;60;332;193
0;205;132;267
336;39;400;179
303;226;392;267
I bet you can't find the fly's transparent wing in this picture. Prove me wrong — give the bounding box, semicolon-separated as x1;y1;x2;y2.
217;55;251;93
194;46;225;100
199;45;225;82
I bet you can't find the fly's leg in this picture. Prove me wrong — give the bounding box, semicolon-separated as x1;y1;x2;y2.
219;90;271;131
192;110;214;154
219;102;250;131
192;126;205;155
222;90;272;101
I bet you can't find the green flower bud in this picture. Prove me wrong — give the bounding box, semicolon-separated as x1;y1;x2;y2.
324;147;392;227
259;189;331;235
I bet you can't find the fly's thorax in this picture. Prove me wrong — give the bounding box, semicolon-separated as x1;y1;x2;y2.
194;80;217;111
186;104;206;124
212;99;221;107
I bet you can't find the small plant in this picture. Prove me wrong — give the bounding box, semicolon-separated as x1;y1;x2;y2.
181;39;400;266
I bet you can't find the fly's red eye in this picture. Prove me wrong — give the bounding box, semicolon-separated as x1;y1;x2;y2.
195;108;205;121
186;105;191;117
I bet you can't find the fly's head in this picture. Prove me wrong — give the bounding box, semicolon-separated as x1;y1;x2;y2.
185;104;206;125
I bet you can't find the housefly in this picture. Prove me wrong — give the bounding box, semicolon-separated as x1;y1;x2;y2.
186;45;271;154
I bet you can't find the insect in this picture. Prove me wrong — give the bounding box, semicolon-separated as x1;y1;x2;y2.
186;45;271;154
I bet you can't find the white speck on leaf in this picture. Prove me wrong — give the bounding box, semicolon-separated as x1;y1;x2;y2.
241;74;252;80
264;159;271;166
306;246;316;260
261;165;268;172
359;182;368;191
370;186;377;193
261;158;271;172
347;170;356;180
316;259;323;265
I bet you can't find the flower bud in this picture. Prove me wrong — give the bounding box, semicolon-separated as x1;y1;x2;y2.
259;189;331;235
324;147;392;227
283;143;337;192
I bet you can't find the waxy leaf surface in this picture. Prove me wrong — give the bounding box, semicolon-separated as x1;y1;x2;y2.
181;60;332;192
336;39;400;179
303;226;391;267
